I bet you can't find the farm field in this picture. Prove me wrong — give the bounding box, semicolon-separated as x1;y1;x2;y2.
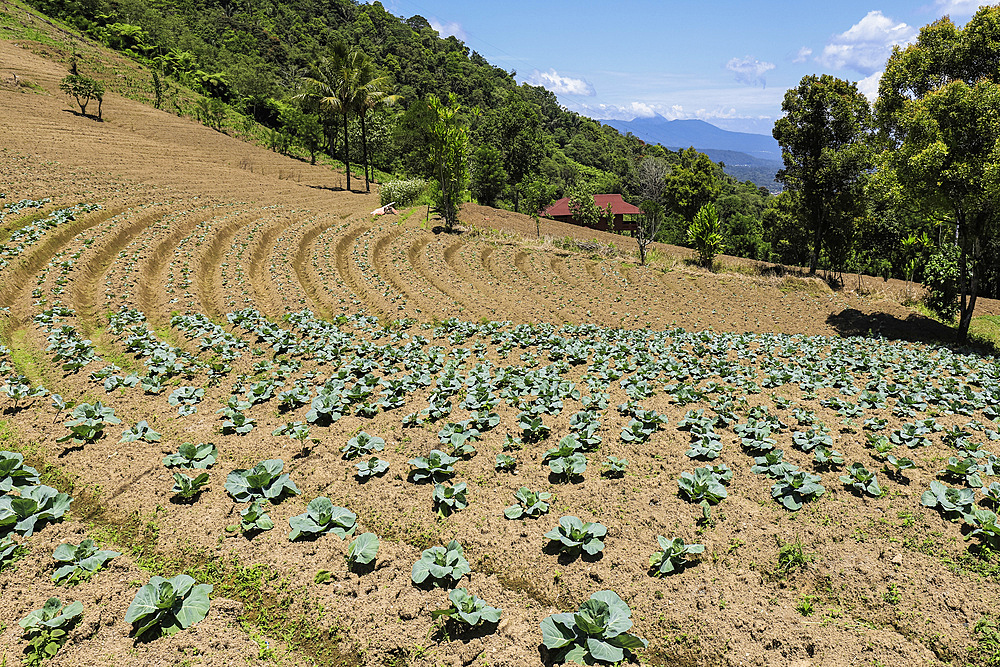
2;27;1000;667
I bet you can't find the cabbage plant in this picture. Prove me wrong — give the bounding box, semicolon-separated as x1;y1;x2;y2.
504;487;551;520
171;472;209;500
411;540;470;587
0;451;40;493
0;485;73;536
771;471;825;511
432;588;501;628
839;463;882;497
124;574;212;638
342;431;385;460
288;498;356;540
433;482;468;517
649;536;704;576
408;450;457;483
240;499;274;533
162;443;217;469
346;532;379;568
19;597;84;665
544;516;606;556
58;401;120;445
921;481;976;521
355;457;389;480
225;459;299;503
540;590;647;665
52;538;120;584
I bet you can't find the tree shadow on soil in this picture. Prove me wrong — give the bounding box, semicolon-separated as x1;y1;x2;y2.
826;308;961;347
62;109;103;122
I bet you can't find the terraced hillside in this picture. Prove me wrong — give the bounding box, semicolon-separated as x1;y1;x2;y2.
2;31;1000;667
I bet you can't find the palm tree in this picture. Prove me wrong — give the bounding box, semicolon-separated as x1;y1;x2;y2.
352;54;401;192
296;42;360;191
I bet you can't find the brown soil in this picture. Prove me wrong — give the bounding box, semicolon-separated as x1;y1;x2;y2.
1;22;999;667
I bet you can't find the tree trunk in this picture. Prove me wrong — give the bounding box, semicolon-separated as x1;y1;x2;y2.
956;226;980;343
343;111;351;192
360;112;371;192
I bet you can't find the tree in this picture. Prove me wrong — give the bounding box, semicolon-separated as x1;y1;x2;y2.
428;94;469;232
662;147;719;222
772;75;872;275
635;156;667;265
523;179;557;238
298;42;360;191
567;183;613;230
876;7;1000;341
59;74;104;119
471;145;506;207
352;53;400;191
478;94;545;212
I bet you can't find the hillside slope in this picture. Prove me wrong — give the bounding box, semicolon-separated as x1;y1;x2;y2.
1;24;1000;667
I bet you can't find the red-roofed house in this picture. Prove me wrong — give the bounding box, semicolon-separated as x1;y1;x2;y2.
543;194;641;232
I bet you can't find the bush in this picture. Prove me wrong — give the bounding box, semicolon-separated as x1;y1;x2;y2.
379;179;426;207
687;202;724;269
923;244;959;320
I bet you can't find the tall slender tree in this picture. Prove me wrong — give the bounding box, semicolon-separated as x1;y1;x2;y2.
297;42;360;191
352;53;400;192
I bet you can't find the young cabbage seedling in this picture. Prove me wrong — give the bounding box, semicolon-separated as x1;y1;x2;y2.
649;536;704;576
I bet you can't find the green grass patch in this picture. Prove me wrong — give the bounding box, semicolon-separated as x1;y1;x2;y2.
971;615;1000;666
88;326;139;373
5;325;50;388
970;315;1000;353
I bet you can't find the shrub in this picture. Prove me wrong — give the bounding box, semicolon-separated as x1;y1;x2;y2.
688;202;724;269
540;590;647;665
380;179;426;207
923;244;959;320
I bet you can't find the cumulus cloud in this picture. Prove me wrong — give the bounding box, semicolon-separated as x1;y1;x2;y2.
428;18;466;41
725;56;776;87
856;71;882;101
793;47;813;63
819;11;917;75
526;69;596;96
935;0;985;16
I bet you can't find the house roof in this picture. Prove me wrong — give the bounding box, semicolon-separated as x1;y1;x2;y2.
543;193;642;217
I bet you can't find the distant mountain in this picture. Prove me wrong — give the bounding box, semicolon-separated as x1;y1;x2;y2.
599;116;783;191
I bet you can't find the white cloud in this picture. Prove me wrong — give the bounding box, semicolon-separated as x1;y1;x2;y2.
793;47;813;63
818;11;917;75
725;56;776;87
935;0;985;16
526;69;596;96
428;18;466;41
856;70;882;101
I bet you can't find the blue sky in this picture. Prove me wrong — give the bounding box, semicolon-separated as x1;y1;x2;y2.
371;0;986;134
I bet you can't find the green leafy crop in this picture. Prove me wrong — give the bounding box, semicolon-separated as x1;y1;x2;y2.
540;590;647;665
0;451;40;493
649;536;704;576
162;442;218;469
52;538;119;585
544;516;606;556
346;532;380;569
58;401;120;445
411;540;470;587
19;597;84;667
839;463;882;497
432;588;501;628
771;471;825;511
433;482;468;517
225;459;299;503
288;498;356;540
504;487;552;520
171;472;210;500
408;450;458;483
124;574;212;638
0;485;73;537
